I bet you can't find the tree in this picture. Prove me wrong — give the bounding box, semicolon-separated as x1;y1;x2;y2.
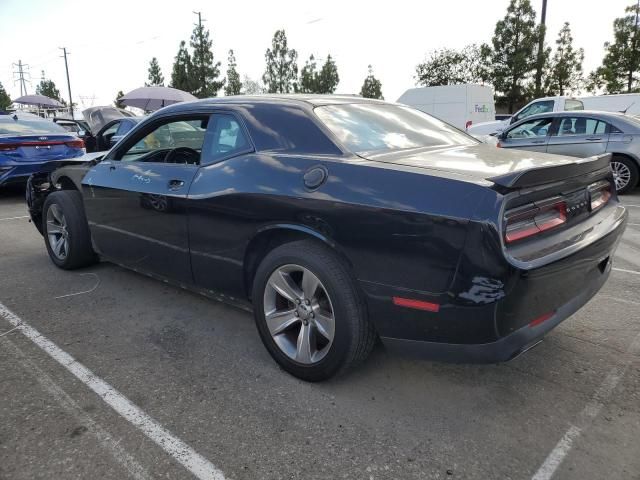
0;82;11;110
484;0;541;112
146;57;165;86
299;54;319;93
317;55;339;93
114;90;125;109
224;50;242;96
590;3;640;93
35;76;62;102
263;29;298;93
190;17;224;98
360;65;384;99
416;44;491;86
548;23;584;96
170;40;194;93
242;75;265;95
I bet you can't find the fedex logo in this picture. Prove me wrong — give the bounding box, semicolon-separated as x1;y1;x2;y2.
474;104;490;113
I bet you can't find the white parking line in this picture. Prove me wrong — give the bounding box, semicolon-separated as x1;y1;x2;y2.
1;336;153;480
0;215;29;221
531;331;640;480
0;302;226;480
613;267;640;276
622;204;640;208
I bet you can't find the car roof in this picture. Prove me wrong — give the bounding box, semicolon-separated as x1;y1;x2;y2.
516;110;629;121
159;94;387;114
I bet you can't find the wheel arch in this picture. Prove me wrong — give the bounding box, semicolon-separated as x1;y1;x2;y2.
243;224;354;300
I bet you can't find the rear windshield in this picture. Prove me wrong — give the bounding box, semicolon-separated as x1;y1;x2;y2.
314;103;477;154
0;117;68;136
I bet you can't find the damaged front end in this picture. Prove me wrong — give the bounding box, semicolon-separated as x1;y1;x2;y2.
26;154;103;235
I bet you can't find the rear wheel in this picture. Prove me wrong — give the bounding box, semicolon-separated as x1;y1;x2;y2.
43;191;97;269
611;156;639;194
252;240;376;381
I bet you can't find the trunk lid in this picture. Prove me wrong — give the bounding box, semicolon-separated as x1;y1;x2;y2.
359;144;610;189
0;134;84;162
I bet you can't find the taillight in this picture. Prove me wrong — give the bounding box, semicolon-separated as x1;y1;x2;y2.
465;120;473;130
504;199;567;243
0;145;17;151
588;181;611;212
65;139;85;149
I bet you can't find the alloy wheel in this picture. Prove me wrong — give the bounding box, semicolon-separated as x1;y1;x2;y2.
263;264;335;364
46;204;69;260
611;161;631;192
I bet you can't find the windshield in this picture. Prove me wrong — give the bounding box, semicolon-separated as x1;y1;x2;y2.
0;117;68;136
314;104;477;154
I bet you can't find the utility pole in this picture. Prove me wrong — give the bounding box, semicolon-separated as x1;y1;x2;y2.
12;60;30;96
60;47;74;118
631;0;640;92
534;0;548;98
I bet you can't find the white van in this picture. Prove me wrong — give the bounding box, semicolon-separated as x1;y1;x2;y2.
397;84;495;130
580;93;640;115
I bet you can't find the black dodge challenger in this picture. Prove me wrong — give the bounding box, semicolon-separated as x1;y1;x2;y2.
26;95;627;381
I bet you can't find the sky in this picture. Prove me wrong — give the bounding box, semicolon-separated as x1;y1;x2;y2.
0;0;632;109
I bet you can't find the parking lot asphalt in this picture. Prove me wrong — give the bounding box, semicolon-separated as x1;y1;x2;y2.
0;184;639;480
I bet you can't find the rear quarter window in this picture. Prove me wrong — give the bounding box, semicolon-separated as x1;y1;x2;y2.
239;104;342;155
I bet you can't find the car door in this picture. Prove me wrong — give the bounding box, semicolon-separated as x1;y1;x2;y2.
82;114;213;284
185;113;255;296
546;117;609;158
500;117;553;153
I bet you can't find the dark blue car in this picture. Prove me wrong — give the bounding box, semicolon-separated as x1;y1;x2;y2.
0;113;85;187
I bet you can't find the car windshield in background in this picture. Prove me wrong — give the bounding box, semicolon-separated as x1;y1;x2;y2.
0;117;68;136
314;104;477;154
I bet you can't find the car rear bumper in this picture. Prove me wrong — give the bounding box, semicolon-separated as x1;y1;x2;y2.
380;255;611;363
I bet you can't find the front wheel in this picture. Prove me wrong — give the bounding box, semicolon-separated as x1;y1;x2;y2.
43;190;97;269
252;240;376;381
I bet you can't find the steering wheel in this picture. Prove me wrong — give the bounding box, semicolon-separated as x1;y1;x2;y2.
163;147;200;164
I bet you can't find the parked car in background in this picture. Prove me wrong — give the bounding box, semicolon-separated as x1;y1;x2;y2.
468;96;584;136
0;112;85;187
54;107;139;152
397;84;495;130
26;95;626;381
580;93;640;115
496;110;640;193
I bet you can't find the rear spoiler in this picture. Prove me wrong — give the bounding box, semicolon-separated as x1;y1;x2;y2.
489;153;612;189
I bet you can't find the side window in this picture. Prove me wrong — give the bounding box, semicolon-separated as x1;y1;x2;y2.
514;100;554;122
555;117;607;136
564;99;584;111
208;114;250;162
118;117;209;165
506;117;553;139
102;123;119;137
115;121;134;136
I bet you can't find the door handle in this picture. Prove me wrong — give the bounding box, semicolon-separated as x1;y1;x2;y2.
586;137;602;141
109;165;116;171
168;179;185;191
531;139;546;144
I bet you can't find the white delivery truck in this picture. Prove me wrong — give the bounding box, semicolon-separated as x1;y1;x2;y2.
397;84;495;130
468;93;640;137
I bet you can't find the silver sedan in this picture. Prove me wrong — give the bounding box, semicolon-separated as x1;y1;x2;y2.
496;110;640;193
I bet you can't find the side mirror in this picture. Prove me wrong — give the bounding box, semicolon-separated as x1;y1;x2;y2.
78;129;87;137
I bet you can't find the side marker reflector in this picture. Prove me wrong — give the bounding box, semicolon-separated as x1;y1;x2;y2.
392;297;440;313
529;311;555;328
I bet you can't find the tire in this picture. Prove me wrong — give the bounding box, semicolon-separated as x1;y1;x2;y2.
611;155;639;195
252;240;376;381
42;190;97;270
